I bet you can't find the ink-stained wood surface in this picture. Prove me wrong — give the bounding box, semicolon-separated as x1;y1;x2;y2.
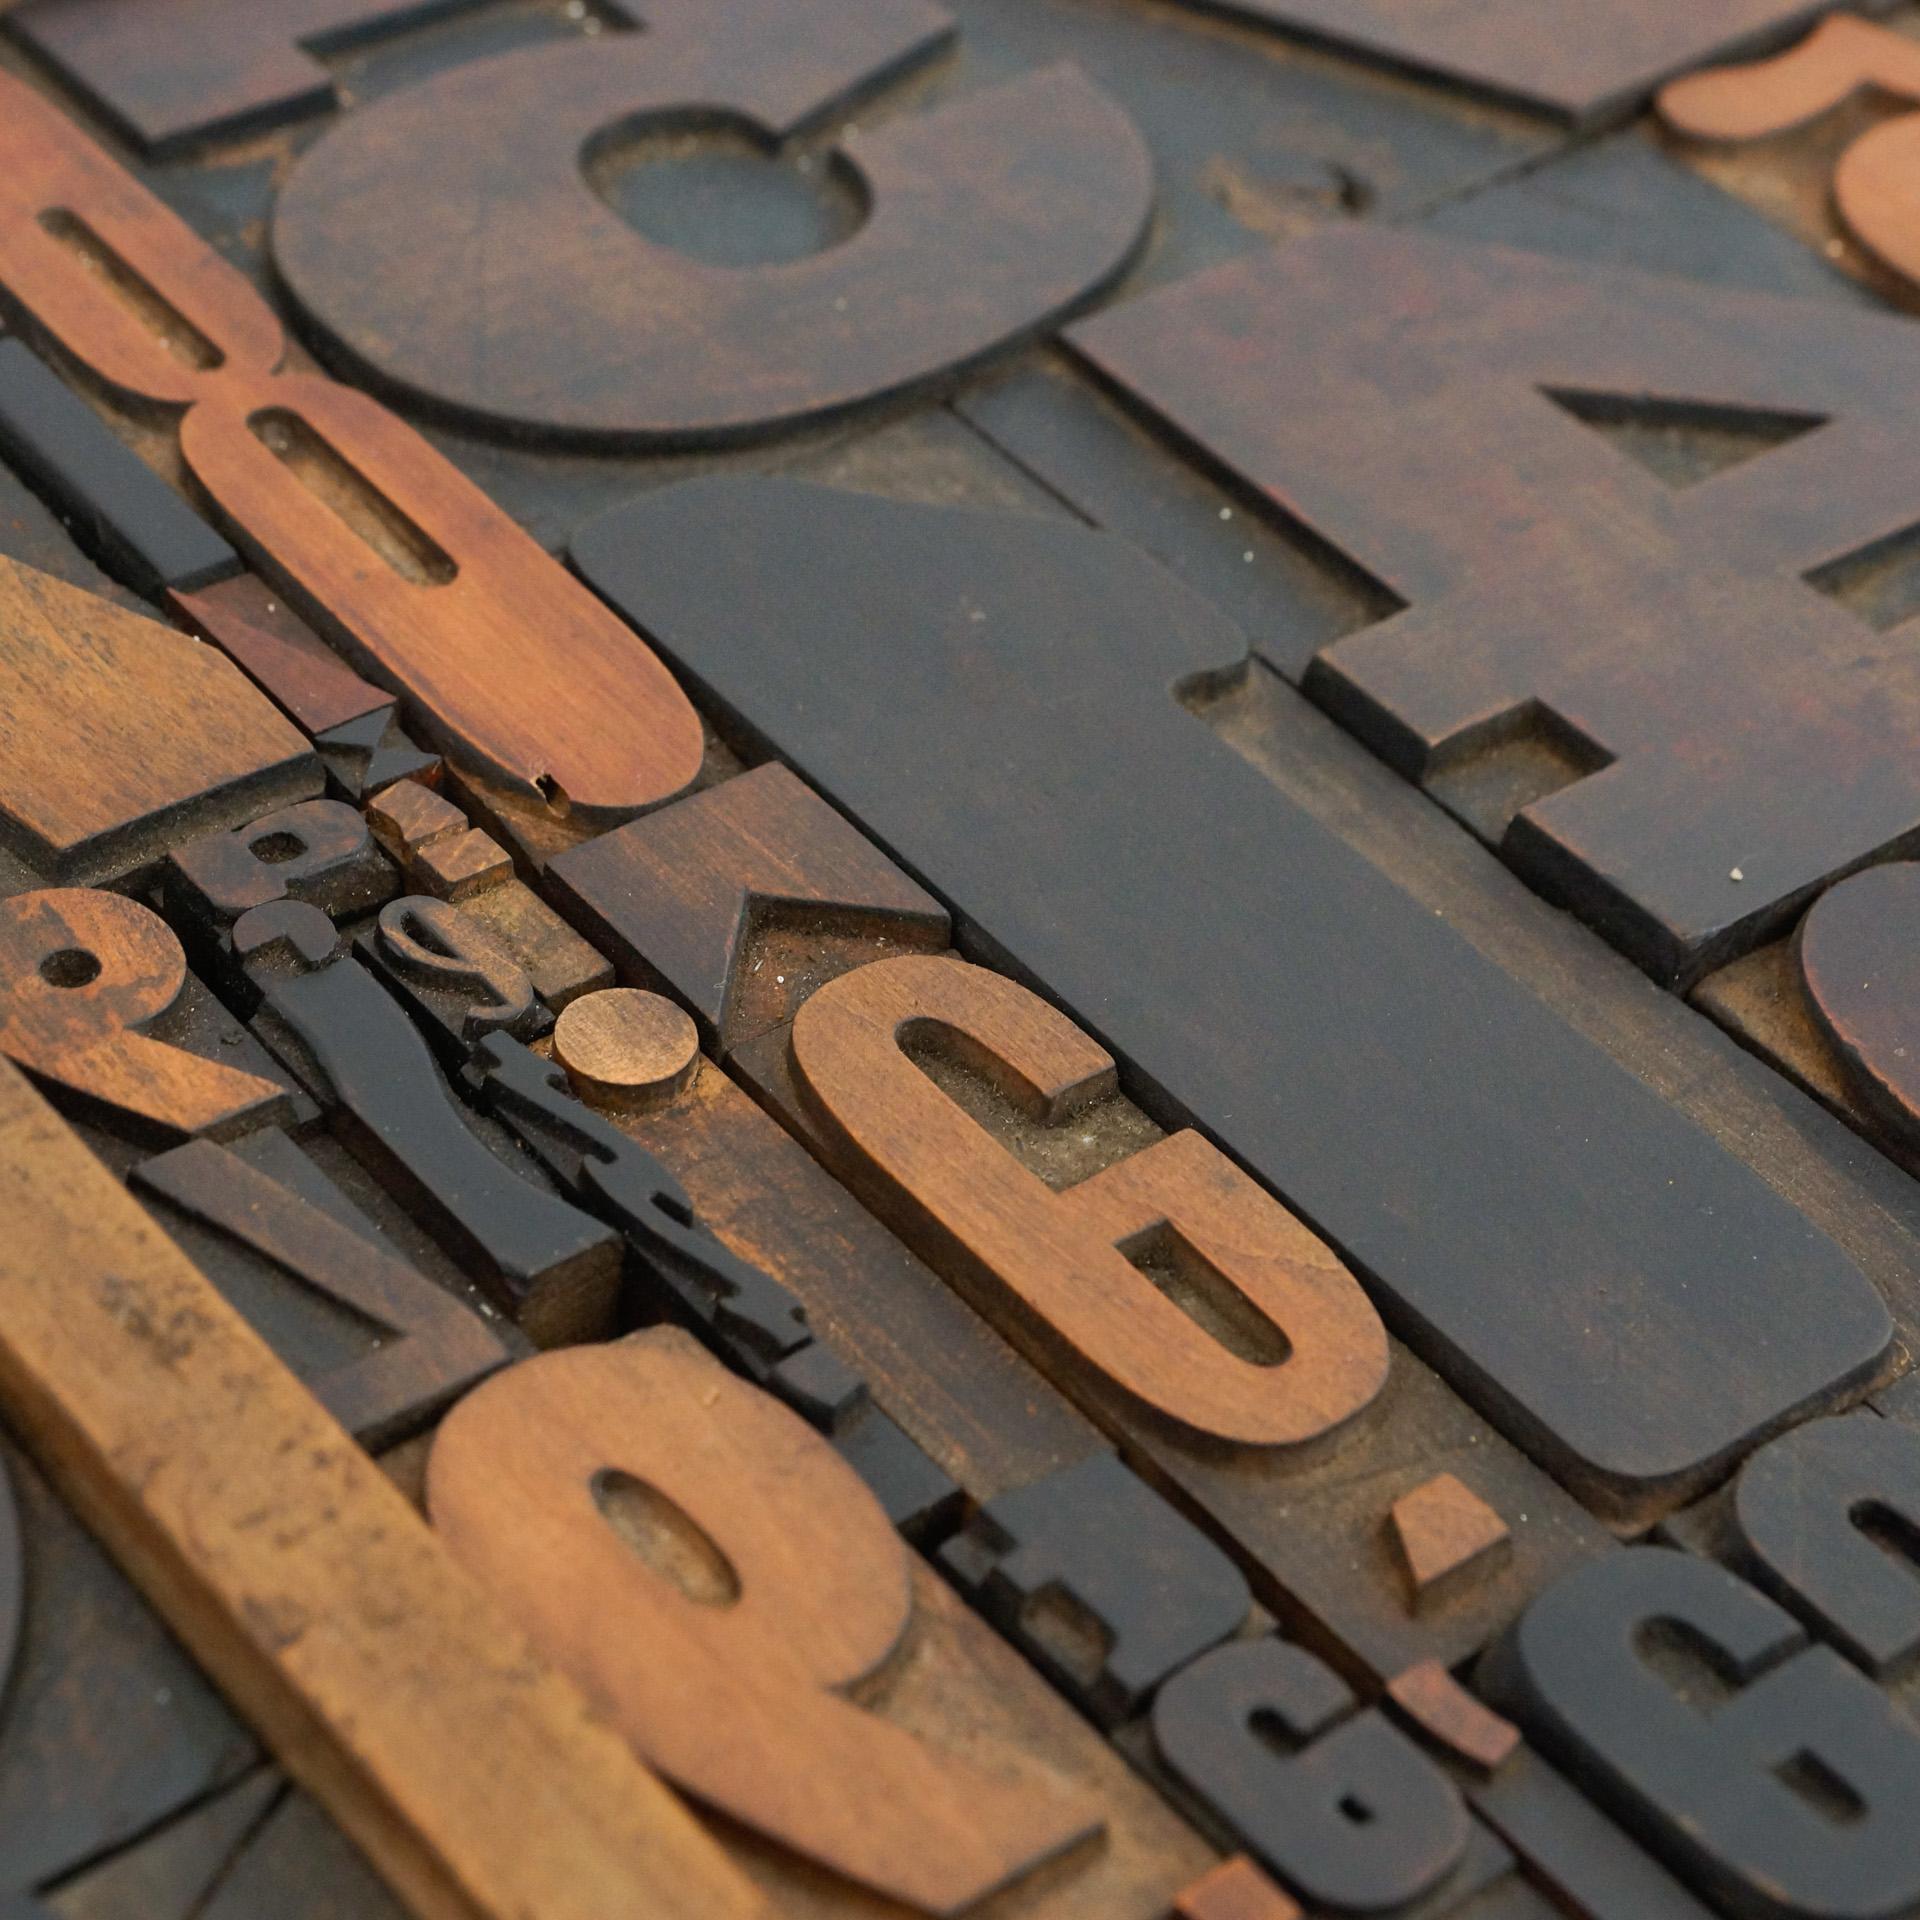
1482;1547;1920;1919
1661;14;1920;295
0;889;290;1143
235;901;621;1345
1797;861;1920;1161
2;0;496;155
0;1053;766;1920
0;339;238;600
573;477;1893;1520
1155;0;1901;126
0;69;703;824
8;1;1920;1914
548;762;952;1056
0;556;317;885
1066;226;1920;988
271;0;1155;445
0;1432;259;1898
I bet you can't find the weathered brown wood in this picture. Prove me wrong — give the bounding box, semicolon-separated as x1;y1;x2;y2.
270;0;1153;446
428;1328;1113;1913
1065;227;1920;987
1388;1474;1513;1612
166;799;397;935
584;1046;1104;1503
577;476;1896;1522
2;0;496;155
0;1433;258;1898
365;781;508;902
0;555;316;886
548;763;952;1056
0;888;287;1142
737;996;1614;1682
1384;1662;1521;1778
131;1133;508;1444
0;1052;765;1920
458;881;610;1014
358;897;550;1066
235;901;620;1345
1154;0;1899;126
170;575;389;739
552;990;700;1114
1661;15;1920;295
791;953;1388;1448
0;71;702;824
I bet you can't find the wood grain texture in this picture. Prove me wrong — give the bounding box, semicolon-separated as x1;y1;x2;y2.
271;0;1153;445
358;896;549;1066
170;575;389;739
0;337;237;600
0;1433;257;1898
0;1455;20;1731
1154;0;1899;126
0;556;316;885
0;1054;761;1920
428;1329;1103;1915
574;478;1893;1518
587;1047;1105;1503
1482;1549;1920;1920
2;0;495;155
792;953;1387;1449
1662;16;1920;295
1173;1857;1301;1920
552;989;699;1113
1385;1662;1520;1779
1389;1474;1512;1609
549;762;951;1056
0;888;287;1142
131;1134;507;1446
0;70;701;823
1067;226;1920;988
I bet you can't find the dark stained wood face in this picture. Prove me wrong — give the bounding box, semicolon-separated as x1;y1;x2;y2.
1153;0;1904;126
572;476;1893;1519
270;0;1155;446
